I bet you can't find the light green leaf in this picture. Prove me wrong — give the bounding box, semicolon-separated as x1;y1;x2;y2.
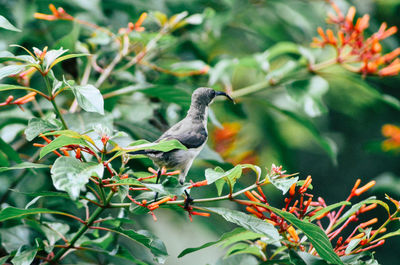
70;84;104;114
43;48;68;71
268;175;298;195
48;53;89;71
126;139;187;153
178;227;263;257
0;84;42;95
0;162;50;173
205;207;280;242
286;75;329;117
0;15;21;32
345;238;362;255
41;222;70;247
40;135;92;159
206;166;242;195
50;156;104;200
0;226;30;252
0;64;26;80
25;117;61;141
225;243;264;259
11;247;37;265
309;201;351;221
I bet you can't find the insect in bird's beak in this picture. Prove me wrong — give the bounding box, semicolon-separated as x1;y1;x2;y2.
215;91;235;103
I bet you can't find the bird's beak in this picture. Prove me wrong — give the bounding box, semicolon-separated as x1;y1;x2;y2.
215;91;235;103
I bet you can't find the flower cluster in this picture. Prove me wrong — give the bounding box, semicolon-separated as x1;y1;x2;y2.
240;171;397;256
381;124;400;152
312;1;400;76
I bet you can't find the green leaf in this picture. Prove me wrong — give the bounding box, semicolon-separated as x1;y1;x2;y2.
0;137;22;163
308;201;351;221
333;197;389;230
25;117;61;141
40;135;92;159
43;48;68;71
0;226;30;252
11;247;37;265
265;206;343;265
126;139;187;152
345;238;362;255
0;255;9;264
289;250;307;265
225;243;264;259
374;228;400;241
41;222;70;247
265;42;300;61
0;64;26;80
144;177;190;196
0;15;21;32
268;175;298;195
0;162;50;173
0;207;69;222
286;76;329;118
205;165;242;185
106;227;168;263
50;156;104;200
178;227;263;257
205;207;280;242
70;84;104;115
48;53;89;71
206;165;242;195
0;84;42;95
266;102;337;164
140;85;192;108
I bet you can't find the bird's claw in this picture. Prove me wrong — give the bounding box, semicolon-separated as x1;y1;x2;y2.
184;190;193;210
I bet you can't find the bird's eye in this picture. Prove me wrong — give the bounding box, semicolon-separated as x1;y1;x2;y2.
211;90;216;97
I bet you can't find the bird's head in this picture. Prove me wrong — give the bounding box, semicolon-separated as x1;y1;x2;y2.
192;87;234;106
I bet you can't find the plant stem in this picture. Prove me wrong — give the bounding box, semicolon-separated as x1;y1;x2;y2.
109;181;268;208
51;191;114;262
43;76;68;129
231;80;270;98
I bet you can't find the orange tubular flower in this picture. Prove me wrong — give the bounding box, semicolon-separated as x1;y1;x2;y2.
287;226;300;242
353;180;376;196
34;4;73;21
312;2;400;77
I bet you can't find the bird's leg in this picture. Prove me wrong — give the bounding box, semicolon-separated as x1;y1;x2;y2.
184;189;194;210
153;169;162;202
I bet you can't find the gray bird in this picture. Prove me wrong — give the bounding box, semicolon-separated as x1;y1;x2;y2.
137;87;233;201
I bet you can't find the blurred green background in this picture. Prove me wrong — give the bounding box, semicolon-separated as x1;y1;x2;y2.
1;0;400;264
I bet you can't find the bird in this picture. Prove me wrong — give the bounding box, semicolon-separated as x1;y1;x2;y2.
135;87;234;202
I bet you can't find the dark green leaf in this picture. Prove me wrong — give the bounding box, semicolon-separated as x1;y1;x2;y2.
106;227;168;263
179;227;263;257
266;102;337;164
0;15;21;32
50;156;104;200
0;162;50;172
0;137;22;163
0;255;9;264
205;207;280;242
266;206;343;265
0;207;70;222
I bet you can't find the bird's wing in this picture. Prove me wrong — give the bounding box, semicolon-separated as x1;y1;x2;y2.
157;120;208;149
